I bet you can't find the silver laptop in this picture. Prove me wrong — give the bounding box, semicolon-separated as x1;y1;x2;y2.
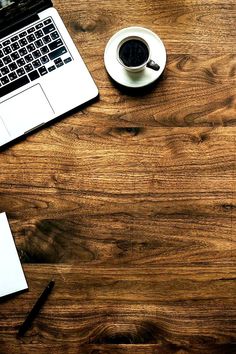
0;0;98;147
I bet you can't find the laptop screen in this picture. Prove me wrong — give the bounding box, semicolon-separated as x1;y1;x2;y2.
0;0;52;32
0;0;15;9
0;0;18;10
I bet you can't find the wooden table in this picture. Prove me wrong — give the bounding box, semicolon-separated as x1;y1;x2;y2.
0;0;235;353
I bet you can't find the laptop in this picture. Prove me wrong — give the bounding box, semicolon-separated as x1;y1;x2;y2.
0;0;98;147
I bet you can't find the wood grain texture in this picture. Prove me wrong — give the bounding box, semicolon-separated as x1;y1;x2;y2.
0;266;235;353
55;0;236;127
0;0;235;353
1;127;236;267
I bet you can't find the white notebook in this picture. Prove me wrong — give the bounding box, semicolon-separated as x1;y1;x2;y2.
0;212;28;297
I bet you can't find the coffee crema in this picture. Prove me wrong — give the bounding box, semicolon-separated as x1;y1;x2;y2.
119;39;149;67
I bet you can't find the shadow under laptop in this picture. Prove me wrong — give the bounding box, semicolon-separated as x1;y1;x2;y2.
0;95;99;152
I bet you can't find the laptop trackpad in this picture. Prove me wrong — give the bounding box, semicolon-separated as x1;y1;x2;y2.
1;84;53;136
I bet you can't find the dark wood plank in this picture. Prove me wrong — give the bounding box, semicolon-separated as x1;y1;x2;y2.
89;54;236;127
64;55;236;127
0;127;235;193
0;266;235;354
54;0;236;127
0;127;235;266
0;344;177;354
3;344;234;354
56;0;236;55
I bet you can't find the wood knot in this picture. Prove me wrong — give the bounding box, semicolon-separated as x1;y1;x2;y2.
71;20;97;33
224;95;235;108
203;67;218;84
176;54;194;71
91;321;159;344
222;204;234;212
191;133;208;144
115;127;142;137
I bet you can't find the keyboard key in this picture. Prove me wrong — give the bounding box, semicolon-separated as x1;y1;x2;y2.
8;72;17;81
25;64;33;73
51;31;59;40
16;58;25;67
1;67;9;75
32;59;41;68
41;55;49;64
3;56;11;65
16;67;25;76
35;39;43;48
1;76;10;85
41;46;49;55
19;31;27;38
49;39;63;51
26;43;35;52
29;70;40;81
32;50;41;59
27;27;35;33
11;42;20;51
11;35;19;42
35;30;44;39
27;34;35;43
43;24;55;35
56;61;64;68
44;18;52;25
39;66;47;76
49;46;67;60
64;57;72;64
0;59;3;67
9;62;17;71
0;50;3;58
48;65;56;72
0;75;29;97
36;23;43;29
3;40;10;46
55;58;62;65
43;35;51;44
25;54;33;63
19;38;27;47
19;47;27;56
11;52;20;60
3;46;12;55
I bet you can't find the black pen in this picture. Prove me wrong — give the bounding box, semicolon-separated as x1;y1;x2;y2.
17;280;55;337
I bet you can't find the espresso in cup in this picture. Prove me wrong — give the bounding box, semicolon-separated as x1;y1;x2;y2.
119;39;149;67
117;36;160;72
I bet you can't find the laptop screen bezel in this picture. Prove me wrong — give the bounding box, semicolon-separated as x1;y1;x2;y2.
0;0;53;37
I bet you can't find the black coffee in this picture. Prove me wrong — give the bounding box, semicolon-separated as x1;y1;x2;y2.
119;39;149;67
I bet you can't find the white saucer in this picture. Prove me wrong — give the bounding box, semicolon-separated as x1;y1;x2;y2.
104;27;167;88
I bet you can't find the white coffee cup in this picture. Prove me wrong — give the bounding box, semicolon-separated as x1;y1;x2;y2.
116;35;160;73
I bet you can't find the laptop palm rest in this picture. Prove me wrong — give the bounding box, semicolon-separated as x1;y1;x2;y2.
0;84;53;137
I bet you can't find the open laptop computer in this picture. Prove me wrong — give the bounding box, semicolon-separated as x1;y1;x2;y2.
0;0;98;147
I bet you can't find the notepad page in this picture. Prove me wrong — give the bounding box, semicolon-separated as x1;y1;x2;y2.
0;213;28;297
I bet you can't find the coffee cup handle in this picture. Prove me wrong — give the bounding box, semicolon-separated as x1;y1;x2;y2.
146;59;160;71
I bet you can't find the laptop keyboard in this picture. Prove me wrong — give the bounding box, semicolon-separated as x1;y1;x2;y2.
0;17;72;98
